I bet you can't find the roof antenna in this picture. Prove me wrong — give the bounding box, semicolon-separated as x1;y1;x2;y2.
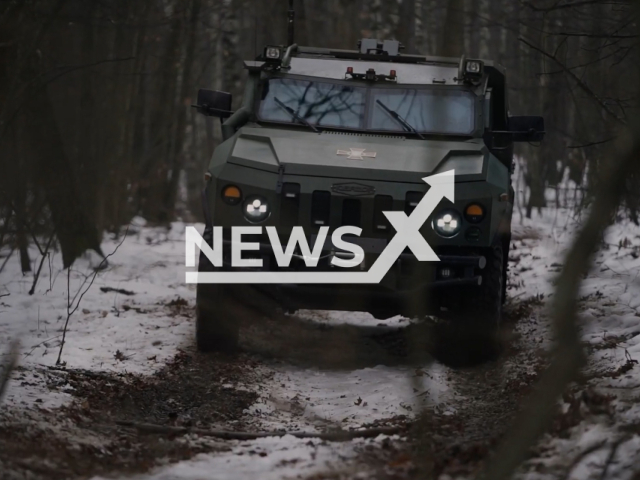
287;0;295;46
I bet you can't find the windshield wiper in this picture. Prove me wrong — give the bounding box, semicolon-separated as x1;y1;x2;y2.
273;97;319;133
375;99;425;140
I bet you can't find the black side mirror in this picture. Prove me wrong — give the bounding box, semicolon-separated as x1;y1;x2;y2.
508;116;545;142
193;89;233;118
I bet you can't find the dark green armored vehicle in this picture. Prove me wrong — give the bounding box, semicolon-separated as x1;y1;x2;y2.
193;34;544;352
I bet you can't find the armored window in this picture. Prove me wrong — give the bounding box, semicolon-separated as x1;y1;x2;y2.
258;78;366;129
368;88;475;135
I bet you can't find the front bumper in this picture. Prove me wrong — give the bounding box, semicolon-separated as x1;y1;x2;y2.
198;234;485;316
215;237;485;286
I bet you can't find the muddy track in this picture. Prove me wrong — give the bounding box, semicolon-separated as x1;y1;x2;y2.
0;351;263;479
400;298;549;479
0;297;548;480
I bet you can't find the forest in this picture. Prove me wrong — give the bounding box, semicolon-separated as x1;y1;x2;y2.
1;0;639;266
2;1;640;479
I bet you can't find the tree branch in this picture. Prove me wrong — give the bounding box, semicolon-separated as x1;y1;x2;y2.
477;123;640;480
567;137;616;148
56;228;128;365
519;37;627;126
522;0;631;12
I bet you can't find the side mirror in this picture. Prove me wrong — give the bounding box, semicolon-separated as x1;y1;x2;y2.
193;89;233;118
508;116;545;142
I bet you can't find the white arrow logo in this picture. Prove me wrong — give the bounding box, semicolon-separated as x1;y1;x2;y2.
186;170;455;284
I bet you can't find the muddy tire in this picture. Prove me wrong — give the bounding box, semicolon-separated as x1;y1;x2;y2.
501;236;510;304
196;284;240;353
432;242;504;366
461;242;504;332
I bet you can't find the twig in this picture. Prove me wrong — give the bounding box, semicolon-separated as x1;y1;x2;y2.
598;436;631;480
523;0;610;12
562;440;607;479
29;231;55;295
56;228;129;365
519;37;627;126
0;245;15;274
115;420;405;441
567;138;616;149
552;32;637;39
23;334;63;358
0;340;20;404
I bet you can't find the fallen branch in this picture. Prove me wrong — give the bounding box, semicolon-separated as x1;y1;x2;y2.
99;286;135;296
598;435;631;480
116;420;405;442
562;440;607;479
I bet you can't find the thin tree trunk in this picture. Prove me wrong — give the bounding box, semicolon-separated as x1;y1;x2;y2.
440;0;464;57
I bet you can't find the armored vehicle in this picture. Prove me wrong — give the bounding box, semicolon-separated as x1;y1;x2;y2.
192;26;544;352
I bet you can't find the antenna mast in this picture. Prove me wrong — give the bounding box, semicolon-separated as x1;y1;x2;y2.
287;0;295;46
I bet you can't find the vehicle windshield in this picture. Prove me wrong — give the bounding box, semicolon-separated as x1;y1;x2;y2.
258;77;476;135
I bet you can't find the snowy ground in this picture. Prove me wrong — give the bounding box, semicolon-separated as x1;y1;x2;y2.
2;180;640;478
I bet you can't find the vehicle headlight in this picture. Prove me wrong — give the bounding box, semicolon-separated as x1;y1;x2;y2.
264;46;281;60
466;60;482;73
432;210;462;238
243;195;270;223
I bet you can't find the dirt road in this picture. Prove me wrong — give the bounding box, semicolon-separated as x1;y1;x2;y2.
0;296;550;479
3;210;640;479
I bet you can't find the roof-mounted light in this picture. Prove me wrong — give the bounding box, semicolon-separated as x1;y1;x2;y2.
462;59;484;83
466;61;481;73
264;46;282;61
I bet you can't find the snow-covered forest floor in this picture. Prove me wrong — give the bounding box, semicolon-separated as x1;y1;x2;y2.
2;186;640;479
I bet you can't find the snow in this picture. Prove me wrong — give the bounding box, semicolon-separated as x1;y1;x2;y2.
507;167;640;479
248;359;449;431
104;435;365;480
0;220;448;478
1;222;194;385
4;162;640;478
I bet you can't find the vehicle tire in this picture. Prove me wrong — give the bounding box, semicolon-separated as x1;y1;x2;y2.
196;284;240;353
501;236;510;305
462;241;504;332
432;242;504;366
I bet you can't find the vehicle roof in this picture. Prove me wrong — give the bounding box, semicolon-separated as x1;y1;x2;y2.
250;57;463;85
245;45;506;85
297;46;502;69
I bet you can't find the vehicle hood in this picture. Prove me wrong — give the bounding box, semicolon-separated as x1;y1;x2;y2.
229;126;487;183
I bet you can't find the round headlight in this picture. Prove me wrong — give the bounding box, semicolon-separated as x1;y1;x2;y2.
432;210;462;238
243;195;270;223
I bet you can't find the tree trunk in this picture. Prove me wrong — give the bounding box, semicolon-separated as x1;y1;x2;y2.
439;0;464;57
396;0;416;53
22;63;102;267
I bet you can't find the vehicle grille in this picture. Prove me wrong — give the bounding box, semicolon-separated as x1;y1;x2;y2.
341;199;361;226
280;188;423;233
311;190;331;226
